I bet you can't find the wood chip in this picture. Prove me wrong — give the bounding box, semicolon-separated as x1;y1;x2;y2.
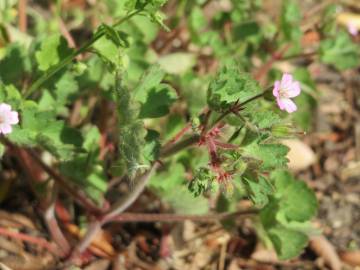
309;235;342;270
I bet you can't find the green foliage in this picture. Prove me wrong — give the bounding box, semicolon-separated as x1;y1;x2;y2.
267;225;308;260
319;31;360;70
242;141;289;171
134;65;177;119
292;68;317;131
243;174;273;207
260;170;318;260
207;64;262;112
0;43;31;85
1;0;348;262
150;163;209;214
280;0;302;42
9;101;83;160
188;167;216;197
35;35;73;71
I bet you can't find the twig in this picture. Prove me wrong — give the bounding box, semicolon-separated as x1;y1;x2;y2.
71;162;160;256
280;51;317;61
108;209;258;223
44;185;71;257
18;0;28;32
0;226;59;256
103;162;161;222
160;134;201;158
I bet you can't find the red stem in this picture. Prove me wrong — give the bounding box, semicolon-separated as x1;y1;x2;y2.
0;226;59;256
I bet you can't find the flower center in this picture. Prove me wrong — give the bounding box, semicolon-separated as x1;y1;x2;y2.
0;115;4;124
279;87;289;98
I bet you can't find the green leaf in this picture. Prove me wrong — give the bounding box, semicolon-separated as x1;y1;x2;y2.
207;65;262;112
142;129;161;163
158;53;196;75
243;175;273;207
93;35;127;71
8;102;83;160
188;167;216;197
259;170;318;259
60;154;107;203
189;6;207;33
280;0;302;42
35;121;83;161
0;44;30;85
292;69;317;131
268;225;308;260
319;31;360;70
133;64;165;101
242;142;289;171
0;84;22;109
150;163;209;214
139;84;177;118
35;35;73;71
271;170;318;222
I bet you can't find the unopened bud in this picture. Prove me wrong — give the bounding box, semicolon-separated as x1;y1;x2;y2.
271;124;293;137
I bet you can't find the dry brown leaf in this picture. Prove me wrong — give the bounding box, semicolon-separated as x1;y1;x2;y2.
282;139;316;171
65;223;115;258
309;235;342;270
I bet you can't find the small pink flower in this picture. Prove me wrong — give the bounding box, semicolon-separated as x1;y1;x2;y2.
347;22;358;36
273;73;301;113
0;103;19;134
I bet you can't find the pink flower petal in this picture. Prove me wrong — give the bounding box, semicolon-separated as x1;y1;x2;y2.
280;98;297;113
8;111;19;125
276;95;285;110
287;81;301;98
0;103;11;113
280;73;293;89
348;22;358;36
273;80;281;97
0;124;12;134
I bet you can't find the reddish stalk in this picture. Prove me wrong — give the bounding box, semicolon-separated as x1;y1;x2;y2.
44;186;71;257
18;0;27;33
110;210;257;223
0;226;59;256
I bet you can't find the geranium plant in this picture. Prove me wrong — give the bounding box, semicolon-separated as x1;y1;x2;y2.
0;0;359;266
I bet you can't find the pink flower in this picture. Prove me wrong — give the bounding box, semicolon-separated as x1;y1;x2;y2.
0;103;19;134
273;73;301;113
347;22;358;36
